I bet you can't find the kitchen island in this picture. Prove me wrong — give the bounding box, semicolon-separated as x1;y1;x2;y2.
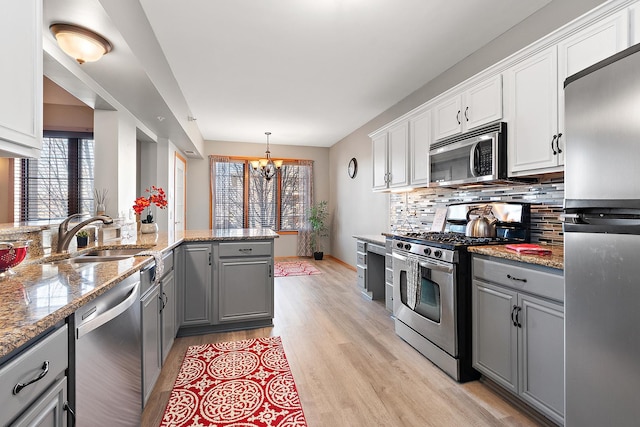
0;228;278;361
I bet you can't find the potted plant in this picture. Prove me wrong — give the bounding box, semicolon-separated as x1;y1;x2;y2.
133;186;168;234
307;200;329;260
76;229;89;248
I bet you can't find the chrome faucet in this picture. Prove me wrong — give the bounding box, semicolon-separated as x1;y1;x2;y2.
57;213;114;253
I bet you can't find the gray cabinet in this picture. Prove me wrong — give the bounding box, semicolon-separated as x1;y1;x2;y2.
384;238;393;312
180;243;213;326
0;326;69;426
472;255;564;425
217;241;274;324
355;239;385;301
161;269;176;362
141;284;161;406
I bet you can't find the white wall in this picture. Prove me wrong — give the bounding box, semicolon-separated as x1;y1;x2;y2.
328;0;608;266
186;140;330;257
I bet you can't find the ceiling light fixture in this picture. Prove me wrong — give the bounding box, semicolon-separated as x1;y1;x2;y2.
50;23;113;64
250;132;283;181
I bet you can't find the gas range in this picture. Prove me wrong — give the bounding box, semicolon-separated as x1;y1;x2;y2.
393;232;519;263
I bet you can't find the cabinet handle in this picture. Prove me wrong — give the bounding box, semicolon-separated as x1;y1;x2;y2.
269;264;272;278
239;248;253;253
208;252;212;266
13;361;50;395
507;274;527;283
515;306;522;328
511;305;519;327
64;401;77;425
556;133;563;154
464;106;469;122
160;292;167;311
551;134;558;155
456;110;461;125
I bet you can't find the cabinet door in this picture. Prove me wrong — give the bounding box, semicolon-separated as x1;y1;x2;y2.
557;9;629;165
141;286;161;406
161;269;176;363
433;95;462;140
388;122;409;188
218;257;274;323
506;47;560;175
472;280;518;393
11;377;67;427
409;110;431;186
181;244;212;326
464;74;503;130
371;133;388;190
518;294;565;425
0;0;42;156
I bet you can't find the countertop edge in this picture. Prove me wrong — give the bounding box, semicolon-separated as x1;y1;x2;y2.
468;245;564;270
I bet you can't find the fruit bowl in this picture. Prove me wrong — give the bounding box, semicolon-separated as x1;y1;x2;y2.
0;240;31;278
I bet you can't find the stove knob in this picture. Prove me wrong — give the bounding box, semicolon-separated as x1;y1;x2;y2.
396;242;403;249
434;250;443;258
404;244;411;250
423;248;431;256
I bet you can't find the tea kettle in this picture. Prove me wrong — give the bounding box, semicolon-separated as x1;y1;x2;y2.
465;206;497;237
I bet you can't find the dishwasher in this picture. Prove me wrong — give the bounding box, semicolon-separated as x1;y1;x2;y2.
73;270;144;426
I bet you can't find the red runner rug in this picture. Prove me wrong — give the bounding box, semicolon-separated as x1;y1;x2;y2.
160;336;308;427
274;261;321;277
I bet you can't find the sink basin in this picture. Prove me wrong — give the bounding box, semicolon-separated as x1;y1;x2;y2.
81;248;144;257
54;255;134;264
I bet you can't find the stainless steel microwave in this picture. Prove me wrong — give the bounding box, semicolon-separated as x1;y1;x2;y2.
429;121;507;187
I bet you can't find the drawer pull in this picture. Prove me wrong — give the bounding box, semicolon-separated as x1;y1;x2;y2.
507;274;527;283
239;248;253;253
13;360;50;395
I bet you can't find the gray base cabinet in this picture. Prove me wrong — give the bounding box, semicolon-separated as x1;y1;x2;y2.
472;255;564;425
0;326;69;426
180;243;214;326
161;269;176;362
218;258;273;322
141;284;161;406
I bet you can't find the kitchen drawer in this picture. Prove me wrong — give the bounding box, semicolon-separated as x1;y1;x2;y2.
385;283;393;312
356;241;366;253
0;325;68;426
161;249;174;273
473;256;564;302
357;265;366;289
385;267;393;284
219;241;272;257
356;252;367;266
368;243;385;256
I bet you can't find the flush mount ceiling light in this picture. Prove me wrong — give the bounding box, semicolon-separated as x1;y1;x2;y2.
250;132;283;181
50;23;113;64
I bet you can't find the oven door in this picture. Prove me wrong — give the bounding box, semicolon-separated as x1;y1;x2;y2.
393;251;456;356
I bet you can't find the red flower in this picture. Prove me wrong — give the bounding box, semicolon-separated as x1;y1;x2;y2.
133;186;168;222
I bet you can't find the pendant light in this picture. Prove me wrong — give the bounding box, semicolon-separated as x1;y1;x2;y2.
50;24;113;64
250;132;283;181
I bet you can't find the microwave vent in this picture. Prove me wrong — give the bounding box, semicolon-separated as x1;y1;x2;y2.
430;121;504;151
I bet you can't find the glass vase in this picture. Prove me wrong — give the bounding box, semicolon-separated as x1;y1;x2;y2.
140;222;158;234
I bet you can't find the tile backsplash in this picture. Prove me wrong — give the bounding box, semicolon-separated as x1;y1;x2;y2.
389;177;564;245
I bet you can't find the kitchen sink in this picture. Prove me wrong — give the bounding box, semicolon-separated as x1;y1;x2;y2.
81;248;144;257
53;255;134;264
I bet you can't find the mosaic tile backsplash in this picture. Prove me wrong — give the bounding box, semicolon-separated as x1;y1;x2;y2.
389;177;565;245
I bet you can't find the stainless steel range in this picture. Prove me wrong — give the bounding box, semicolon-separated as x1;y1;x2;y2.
392;202;530;382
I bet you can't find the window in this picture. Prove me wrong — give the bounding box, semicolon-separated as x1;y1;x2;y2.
211;157;313;232
14;132;95;221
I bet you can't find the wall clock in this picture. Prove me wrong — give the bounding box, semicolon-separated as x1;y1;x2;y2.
348;157;358;179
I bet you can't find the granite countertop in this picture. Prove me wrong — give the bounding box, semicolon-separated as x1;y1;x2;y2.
468;244;564;270
353;234;387;246
0;228;278;360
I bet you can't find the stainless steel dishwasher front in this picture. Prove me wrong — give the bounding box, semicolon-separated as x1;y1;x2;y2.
74;272;141;426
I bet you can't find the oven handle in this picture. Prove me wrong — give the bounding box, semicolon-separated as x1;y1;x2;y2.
392;251;453;274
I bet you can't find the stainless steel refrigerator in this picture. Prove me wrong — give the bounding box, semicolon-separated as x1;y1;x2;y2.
564;44;640;426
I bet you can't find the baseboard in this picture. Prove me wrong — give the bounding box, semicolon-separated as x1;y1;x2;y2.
326;255;356;271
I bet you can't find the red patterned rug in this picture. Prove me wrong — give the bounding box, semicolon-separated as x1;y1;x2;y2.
274;261;321;277
160;336;307;427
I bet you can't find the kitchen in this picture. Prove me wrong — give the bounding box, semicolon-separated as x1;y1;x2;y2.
0;0;638;426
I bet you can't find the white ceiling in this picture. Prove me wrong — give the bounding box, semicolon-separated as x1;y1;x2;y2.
43;0;552;151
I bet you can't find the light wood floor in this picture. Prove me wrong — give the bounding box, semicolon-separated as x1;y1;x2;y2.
142;257;545;427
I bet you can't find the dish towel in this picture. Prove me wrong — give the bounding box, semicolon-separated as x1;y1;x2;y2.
406;254;422;310
135;250;164;286
505;244;552;255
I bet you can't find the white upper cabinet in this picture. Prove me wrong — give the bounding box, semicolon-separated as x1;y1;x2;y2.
0;0;42;157
433;74;503;140
507;8;628;177
505;47;560;175
371;122;409;191
409;109;431;186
